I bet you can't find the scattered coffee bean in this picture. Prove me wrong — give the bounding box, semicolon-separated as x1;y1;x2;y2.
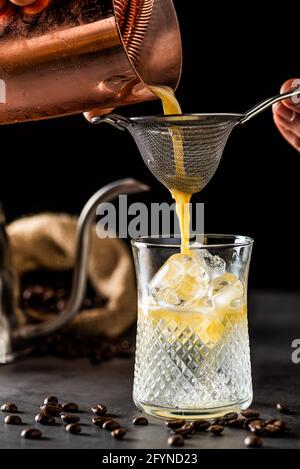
1;403;18;413
244;417;264;429
223;412;238;422
91;404;107;416
4;415;22;425
112;428;126;440
132;416;148;426
213;418;225;426
21;428;42;440
244;435;263;448
40;403;63;416
272;420;290;433
248;419;265;428
61;414;80;424
192;420;211;431
172;423;194;437
264;424;281;436
241;409;260;419
35;412;55;425
43;396;58;405
62;403;79;413
227;418;245;428
275;402;290;414
92;416;110;426
249;423;265;435
66;423;82;434
210;424;224;435
103;420;121;431
166;419;186;429
168;435;184;447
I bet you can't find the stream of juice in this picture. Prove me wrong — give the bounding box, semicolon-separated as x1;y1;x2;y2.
149;86;191;254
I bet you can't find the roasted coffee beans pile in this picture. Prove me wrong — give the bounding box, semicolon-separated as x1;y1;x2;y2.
0;399;293;447
20;270;107;315
0;396;142;444
165;405;293;447
19;269;134;363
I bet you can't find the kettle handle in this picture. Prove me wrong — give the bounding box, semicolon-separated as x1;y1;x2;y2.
14;178;149;340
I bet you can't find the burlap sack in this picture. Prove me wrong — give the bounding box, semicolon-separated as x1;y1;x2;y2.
7;214;137;338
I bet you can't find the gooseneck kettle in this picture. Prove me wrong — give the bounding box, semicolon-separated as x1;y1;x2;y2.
0;179;149;363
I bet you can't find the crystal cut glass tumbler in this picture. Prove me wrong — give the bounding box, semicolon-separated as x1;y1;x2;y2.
131;235;254;420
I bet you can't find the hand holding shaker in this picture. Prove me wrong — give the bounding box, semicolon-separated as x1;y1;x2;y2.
0;0;182;124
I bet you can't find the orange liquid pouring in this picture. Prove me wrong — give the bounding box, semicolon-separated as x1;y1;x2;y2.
149;85;191;254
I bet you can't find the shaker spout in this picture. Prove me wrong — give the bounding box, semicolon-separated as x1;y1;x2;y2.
13;179;149;342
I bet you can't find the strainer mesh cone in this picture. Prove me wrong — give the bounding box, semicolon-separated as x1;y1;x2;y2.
128;115;240;193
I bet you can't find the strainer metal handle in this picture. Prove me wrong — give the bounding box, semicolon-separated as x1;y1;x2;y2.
92;88;300;128
240;88;300;124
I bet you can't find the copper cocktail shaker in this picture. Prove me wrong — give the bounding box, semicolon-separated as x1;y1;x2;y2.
0;0;182;124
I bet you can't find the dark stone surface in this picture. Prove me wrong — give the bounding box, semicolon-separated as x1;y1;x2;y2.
0;291;299;449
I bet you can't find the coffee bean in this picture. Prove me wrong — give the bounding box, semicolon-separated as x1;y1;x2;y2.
62;403;79;413
40;404;63;416
91;404;107;416
272;420;290;433
111;428;126;440
244;435;263;448
244;417;264;429
241;408;260;419
103;420;121;431
264;424;281;436
223;412;238;422
227;418;245;428
191;420;211;431
21;428;42;440
168;435;184;447
1;403;18;413
31;286;44;296
57;299;66;312
275;402;290;414
213;418;225;426
23;289;33;300
43;396;58;405
132;416;148;426
61;414;80;424
249;423;265;435
66;423;82;434
249;419;265;426
42;289;56;301
4;415;22;425
35;412;55;425
166;419;186;429
172;423;194;437
210;424;224;435
92;416;110;426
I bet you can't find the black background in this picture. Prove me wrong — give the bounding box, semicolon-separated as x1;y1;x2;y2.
1;1;299;290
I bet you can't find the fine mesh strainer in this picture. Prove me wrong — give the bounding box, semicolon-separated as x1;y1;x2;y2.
94;89;300;193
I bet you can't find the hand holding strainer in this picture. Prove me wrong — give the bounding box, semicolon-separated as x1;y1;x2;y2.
93;88;300;193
